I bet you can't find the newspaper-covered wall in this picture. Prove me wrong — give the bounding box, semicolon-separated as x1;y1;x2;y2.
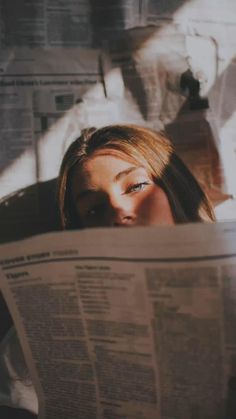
0;0;236;242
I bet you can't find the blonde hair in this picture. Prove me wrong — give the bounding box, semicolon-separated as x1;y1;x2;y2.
57;124;215;229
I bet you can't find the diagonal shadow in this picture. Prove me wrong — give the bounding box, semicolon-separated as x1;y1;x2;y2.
90;0;191;47
90;0;191;120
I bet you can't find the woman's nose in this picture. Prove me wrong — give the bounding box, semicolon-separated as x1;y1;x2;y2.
108;195;136;227
112;212;135;227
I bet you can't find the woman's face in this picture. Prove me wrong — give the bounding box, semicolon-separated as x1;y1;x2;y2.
71;152;174;228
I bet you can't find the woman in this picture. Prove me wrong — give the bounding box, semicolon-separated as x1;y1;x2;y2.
57;124;215;229
0;124;215;418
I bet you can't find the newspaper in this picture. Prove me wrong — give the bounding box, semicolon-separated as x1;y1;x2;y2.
0;221;236;418
0;0;92;48
0;47;101;197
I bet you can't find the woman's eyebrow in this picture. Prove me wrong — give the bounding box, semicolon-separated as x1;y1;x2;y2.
76;187;98;201
114;166;141;182
76;167;143;201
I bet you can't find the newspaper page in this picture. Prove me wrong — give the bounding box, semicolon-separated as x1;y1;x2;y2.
0;47;101;196
0;0;143;49
0;221;236;418
0;0;92;48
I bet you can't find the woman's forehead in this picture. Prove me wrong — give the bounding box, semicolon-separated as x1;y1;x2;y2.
75;153;142;180
71;152;151;196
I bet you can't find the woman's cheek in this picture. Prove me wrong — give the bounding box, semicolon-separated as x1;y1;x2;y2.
139;187;174;225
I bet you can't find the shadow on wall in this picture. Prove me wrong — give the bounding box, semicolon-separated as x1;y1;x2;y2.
89;0;191;46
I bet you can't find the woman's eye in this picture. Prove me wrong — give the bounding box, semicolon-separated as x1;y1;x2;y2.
87;208;96;216
87;207;98;217
127;182;149;193
86;203;104;217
